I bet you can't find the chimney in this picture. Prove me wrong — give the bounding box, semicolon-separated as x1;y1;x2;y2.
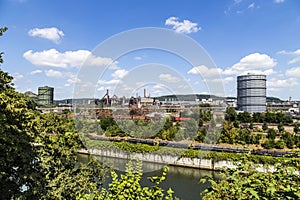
144;88;146;98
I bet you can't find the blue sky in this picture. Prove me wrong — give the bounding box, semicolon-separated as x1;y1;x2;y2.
1;0;300;100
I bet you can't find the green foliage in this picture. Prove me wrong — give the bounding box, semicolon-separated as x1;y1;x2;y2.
0;27;8;64
237;111;252;123
0;70;41;199
201;157;300;200
267;128;277;140
249;121;254;129
262;139;275;149
233;120;240;128
195;127;207;142
218;121;236;144
252;112;263;123
262;121;268;131
182;118;198;140
199;110;212;122
100;117;116;131
282;132;295;149
274;139;285;149
0;70;107;199
225;107;237;122
294;123;299;134
0;42;107;199
105;125;126;137
161;126;178;140
99;160;176;200
277;122;284;133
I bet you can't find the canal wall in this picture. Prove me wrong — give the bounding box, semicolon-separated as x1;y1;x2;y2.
78;148;300;175
78;148;237;170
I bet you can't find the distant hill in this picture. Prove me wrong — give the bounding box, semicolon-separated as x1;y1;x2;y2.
155;94;221;101
155;94;283;102
267;96;283;103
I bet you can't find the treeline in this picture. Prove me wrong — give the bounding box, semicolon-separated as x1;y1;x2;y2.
225;107;293;124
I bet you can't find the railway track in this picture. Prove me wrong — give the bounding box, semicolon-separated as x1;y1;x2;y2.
86;134;297;157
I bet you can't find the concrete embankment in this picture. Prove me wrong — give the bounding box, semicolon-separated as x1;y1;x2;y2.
78;148;236;170
78;148;300;175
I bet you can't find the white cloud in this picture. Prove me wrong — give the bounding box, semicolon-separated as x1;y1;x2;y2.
13;73;24;81
159;73;181;83
67;77;81;84
153;84;166;90
267;77;299;88
64;77;82;87
278;49;300;64
165;16;201;34
248;3;255;9
204;76;234;83
29;69;42;75
178;84;189;89
97;86;106;91
98;79;121;85
224;53;277;75
188;65;222;77
28;27;64;43
274;0;284;3
285;67;300;77
45;69;64;78
23;49;116;68
134;56;142;60
44;69;75;79
112;69;128;79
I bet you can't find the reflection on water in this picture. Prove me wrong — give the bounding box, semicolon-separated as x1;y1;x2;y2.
77;154;221;200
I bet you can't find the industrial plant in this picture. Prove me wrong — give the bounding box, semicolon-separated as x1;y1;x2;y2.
24;75;300;120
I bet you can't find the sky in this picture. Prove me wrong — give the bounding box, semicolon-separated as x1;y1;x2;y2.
1;0;300;100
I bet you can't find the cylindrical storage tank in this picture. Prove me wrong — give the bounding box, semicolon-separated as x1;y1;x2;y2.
237;74;266;113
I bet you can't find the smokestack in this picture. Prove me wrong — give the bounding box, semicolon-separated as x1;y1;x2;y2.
144;88;146;98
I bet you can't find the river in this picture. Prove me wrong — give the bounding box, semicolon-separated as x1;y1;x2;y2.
77;154;221;200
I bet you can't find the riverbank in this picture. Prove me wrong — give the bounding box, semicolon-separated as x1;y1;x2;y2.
78;147;236;170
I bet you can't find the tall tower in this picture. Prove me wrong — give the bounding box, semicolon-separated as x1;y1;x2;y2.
237;74;266;113
38;86;54;105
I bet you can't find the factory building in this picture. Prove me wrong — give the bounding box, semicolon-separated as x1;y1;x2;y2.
237;74;266;113
38;86;54;105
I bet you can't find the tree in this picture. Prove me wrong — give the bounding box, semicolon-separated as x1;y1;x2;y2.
100;117;116;131
195;127;207;142
183;118;198;140
249;121;254;129
237;111;252;123
201;157;300;199
252;112;263;123
0;27;43;199
277;122;284;133
267;128;277;140
262;138;275;149
233;120;240;128
218;121;236;144
282;132;295;149
294;123;299;134
99;160;176;200
0;28;109;199
225;107;237;122
262;122;268;131
275;139;285;149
